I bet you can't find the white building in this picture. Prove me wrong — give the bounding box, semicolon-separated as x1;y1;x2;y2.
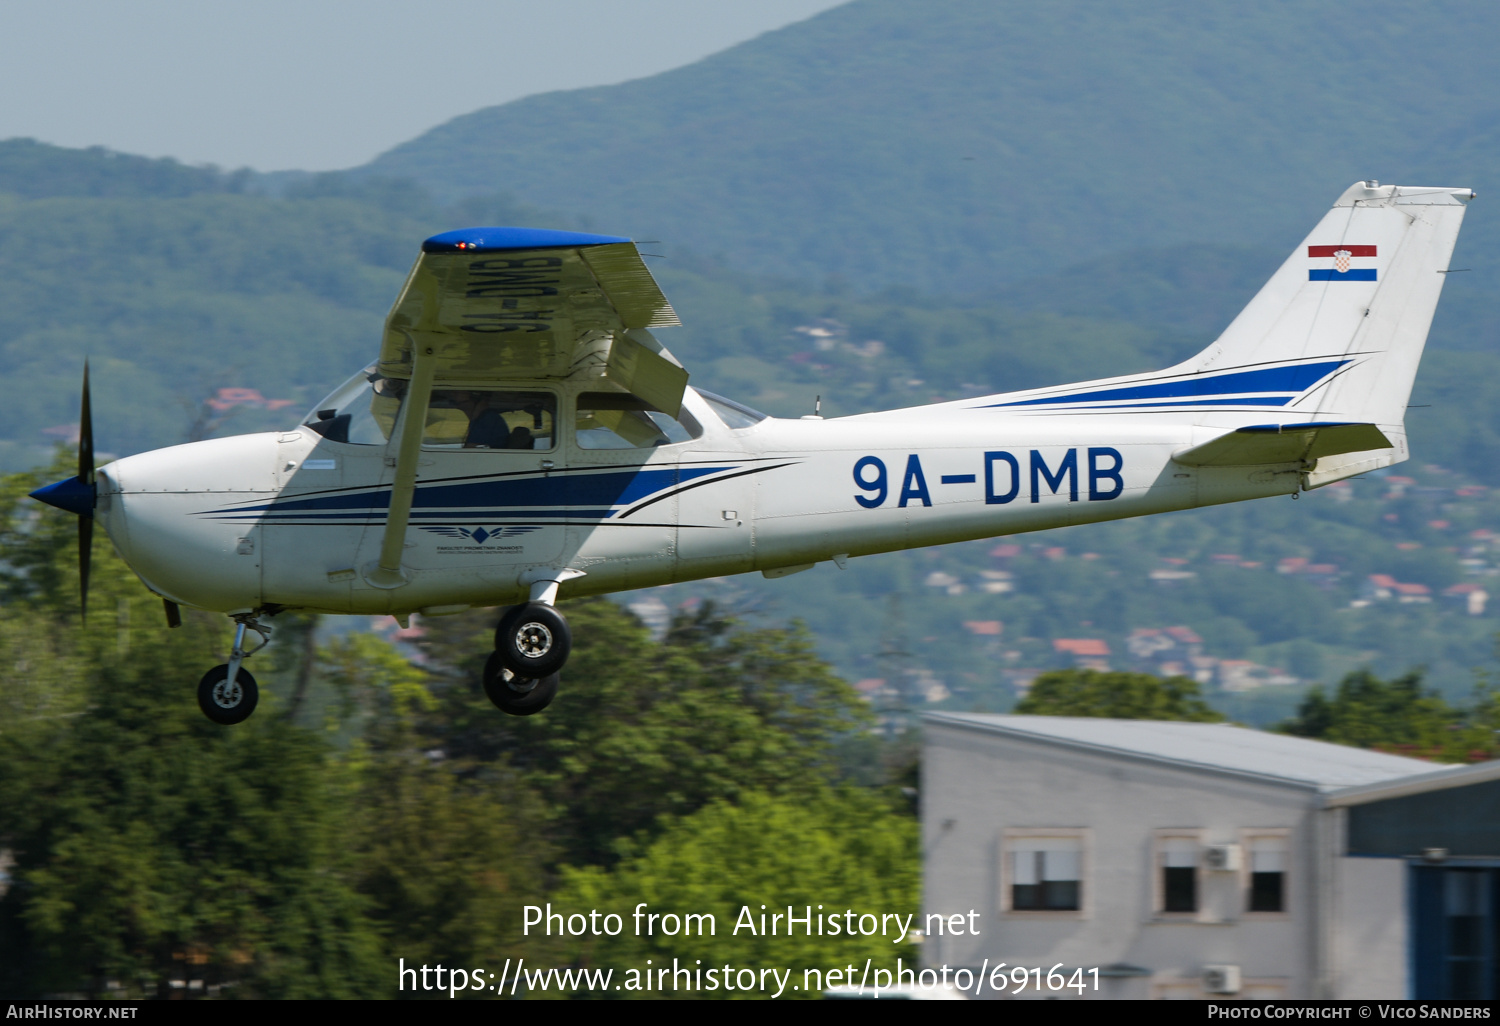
922;714;1500;999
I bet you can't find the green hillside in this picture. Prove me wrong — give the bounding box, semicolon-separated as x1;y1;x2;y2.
361;0;1500;305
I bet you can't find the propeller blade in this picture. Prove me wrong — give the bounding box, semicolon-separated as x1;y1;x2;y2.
76;360;94;619
78;360;94;486
28;361;100;619
79;514;92;620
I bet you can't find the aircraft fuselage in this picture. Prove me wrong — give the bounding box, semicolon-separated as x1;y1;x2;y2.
94;386;1304;618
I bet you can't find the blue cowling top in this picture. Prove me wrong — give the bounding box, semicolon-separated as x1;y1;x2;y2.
422;227;630;254
30;476;95;517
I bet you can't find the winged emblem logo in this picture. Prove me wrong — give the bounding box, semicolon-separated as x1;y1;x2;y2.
418;526;542;544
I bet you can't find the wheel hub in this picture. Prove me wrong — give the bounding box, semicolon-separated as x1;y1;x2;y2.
212;677;243;709
514;622;553;658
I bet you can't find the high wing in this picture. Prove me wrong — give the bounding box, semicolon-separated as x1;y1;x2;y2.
376;227;688;416
366;227;690;590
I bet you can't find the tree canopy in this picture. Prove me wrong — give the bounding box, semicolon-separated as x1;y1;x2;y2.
557;788;919;998
0;457;905;998
1014;668;1225;722
1279;669;1498;763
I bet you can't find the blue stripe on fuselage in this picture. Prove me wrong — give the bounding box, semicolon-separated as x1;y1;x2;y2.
1071;396;1295;409
214;509;617;522
207;464;731;518
981;359;1351;409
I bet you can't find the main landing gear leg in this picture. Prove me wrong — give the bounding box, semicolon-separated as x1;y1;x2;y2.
197;615;271;725
486;580;572;716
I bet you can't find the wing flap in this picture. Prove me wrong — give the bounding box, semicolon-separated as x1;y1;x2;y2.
1173;422;1393;467
605;332;690;417
580;243;680;329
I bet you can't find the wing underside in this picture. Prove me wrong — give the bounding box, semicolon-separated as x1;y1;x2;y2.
376;228;688;415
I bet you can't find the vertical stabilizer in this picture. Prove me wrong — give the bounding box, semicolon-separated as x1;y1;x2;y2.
1189;182;1472;439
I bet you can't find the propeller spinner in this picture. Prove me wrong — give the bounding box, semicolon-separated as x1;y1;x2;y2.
29;362;97;616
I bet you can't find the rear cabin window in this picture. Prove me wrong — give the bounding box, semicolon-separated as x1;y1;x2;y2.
575;393;702;449
693;388;767;429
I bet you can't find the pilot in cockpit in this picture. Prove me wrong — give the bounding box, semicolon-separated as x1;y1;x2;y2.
425;389;553;449
308;368;555;449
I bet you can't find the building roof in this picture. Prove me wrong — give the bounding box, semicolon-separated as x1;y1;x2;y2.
924;713;1458;794
1054;638;1110;656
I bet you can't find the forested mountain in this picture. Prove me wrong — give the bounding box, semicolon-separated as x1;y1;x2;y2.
3;140;1496;474
360;0;1500;305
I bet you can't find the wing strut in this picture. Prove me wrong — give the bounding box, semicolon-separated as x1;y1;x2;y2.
367;342;436;589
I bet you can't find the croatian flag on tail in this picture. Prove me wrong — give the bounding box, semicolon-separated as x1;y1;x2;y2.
1309;244;1377;281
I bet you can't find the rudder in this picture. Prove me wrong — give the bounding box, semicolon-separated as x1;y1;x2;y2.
1187;181;1473;437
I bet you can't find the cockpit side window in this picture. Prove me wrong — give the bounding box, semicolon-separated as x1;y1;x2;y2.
575;392;703;449
304;371;556;450
422;390;556;450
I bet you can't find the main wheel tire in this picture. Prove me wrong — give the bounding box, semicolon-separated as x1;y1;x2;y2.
482;652;558;716
495;603;571;679
197;664;259;725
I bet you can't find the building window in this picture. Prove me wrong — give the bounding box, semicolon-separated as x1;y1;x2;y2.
1248;837;1286;912
1011;839;1082;911
1412;865;1500;998
1445;870;1492;999
1160;837;1199;913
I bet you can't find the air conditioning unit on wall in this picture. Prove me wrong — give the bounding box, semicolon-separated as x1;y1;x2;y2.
1204;843;1243;871
1204;965;1242;994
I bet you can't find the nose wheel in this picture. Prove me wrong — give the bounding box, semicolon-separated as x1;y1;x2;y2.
196;615;271;724
197;665;259;725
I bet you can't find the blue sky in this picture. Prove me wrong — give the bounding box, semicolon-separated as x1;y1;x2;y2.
0;1;844;172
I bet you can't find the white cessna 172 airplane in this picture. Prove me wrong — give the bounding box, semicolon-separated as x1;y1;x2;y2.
31;180;1473;724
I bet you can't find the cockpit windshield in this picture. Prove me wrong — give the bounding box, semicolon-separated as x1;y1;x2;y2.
303;366;403;445
303;368;557;449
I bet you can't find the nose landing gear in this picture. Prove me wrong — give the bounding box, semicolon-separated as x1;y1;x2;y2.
198;665;258;725
197;615;271;725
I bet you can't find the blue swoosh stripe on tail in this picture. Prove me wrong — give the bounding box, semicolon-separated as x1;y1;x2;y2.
981;359;1350;409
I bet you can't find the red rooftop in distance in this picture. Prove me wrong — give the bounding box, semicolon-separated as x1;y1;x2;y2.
1054;639;1110;657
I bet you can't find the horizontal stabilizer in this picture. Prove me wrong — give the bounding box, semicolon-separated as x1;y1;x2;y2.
1173;422;1392;468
